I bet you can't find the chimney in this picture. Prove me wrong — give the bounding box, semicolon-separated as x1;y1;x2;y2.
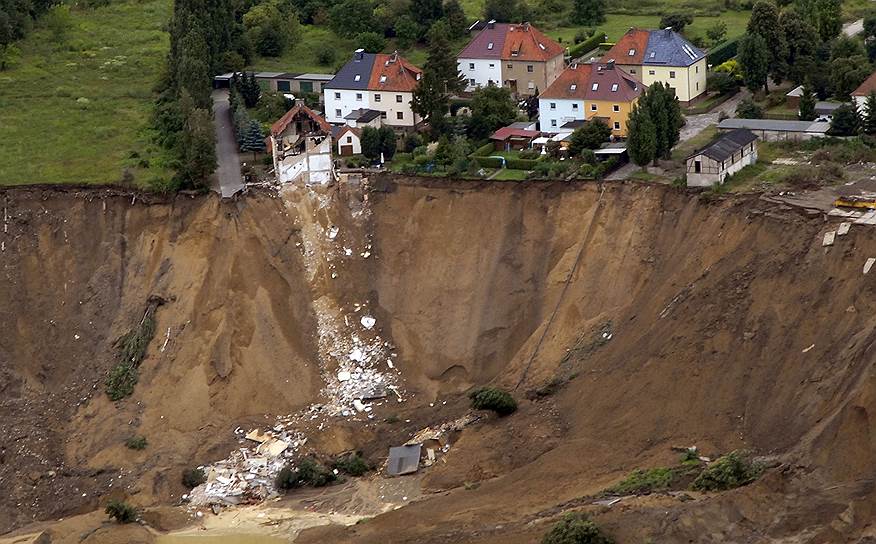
354;48;364;61
664;27;672;35
488;19;496;29
606;59;615;68
389;50;398;63
523;21;530;31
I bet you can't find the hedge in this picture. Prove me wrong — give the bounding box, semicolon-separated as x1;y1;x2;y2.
473;156;504;168
707;38;739;66
472;142;495;157
568;32;607;59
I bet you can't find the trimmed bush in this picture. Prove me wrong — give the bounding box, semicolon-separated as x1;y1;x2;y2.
105;500;137;524
473;156;504;168
608;467;673;495
691;451;762;491
568;32;606;59
334;453;369;476
125;436;147;450
707;37;740;66
182;467;207;489
469;387;517;416
542;512;613;544
471;142;496;156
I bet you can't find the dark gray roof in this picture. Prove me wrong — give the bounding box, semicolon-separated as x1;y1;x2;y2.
643;29;704;67
717;118;831;133
690;128;757;161
815;101;842;114
561;119;587;129
344;108;382;122
387;444;421;476
323;52;375;90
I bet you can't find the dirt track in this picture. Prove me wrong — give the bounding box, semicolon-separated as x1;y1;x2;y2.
3;178;876;543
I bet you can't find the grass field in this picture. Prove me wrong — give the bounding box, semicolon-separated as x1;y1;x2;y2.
0;0;172;186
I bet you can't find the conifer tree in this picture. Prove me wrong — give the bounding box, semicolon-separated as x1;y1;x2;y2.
798;85;816;121
627;105;657;168
862;92;876;135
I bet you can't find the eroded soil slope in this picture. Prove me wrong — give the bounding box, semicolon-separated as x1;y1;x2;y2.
2;179;876;543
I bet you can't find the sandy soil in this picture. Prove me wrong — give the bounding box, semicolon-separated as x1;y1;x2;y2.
2;178;876;542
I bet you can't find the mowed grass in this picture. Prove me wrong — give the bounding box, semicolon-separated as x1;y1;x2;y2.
544;11;751;44
250;26;354;73
0;0;172;186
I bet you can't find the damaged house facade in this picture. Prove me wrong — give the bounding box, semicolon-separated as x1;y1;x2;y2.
269;104;336;185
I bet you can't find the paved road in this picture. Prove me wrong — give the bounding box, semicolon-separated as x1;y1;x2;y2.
211;89;245;198
844;18;864;37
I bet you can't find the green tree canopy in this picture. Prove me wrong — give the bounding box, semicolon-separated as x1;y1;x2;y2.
568;121;611;155
738;33;770;93
467;85;518;139
747;1;788;86
572;0;605;26
798;85;816;121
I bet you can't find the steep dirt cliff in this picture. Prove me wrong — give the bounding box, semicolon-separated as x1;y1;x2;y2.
3;179;876;543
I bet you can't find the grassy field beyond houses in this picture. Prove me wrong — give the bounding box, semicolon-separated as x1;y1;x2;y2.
0;0;172;186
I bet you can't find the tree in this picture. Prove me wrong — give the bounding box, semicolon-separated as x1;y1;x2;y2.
0;42;19;71
240;119;266;160
425;21;466;94
572;0;605;26
706;21;728;44
361;126;382;159
815;0;842;41
330;0;375;38
626;105;657;168
829;103;859;135
736;97;764;118
357;31;386;52
467;85;518;139
412;22;467;135
442;0;468;38
243;0;301;57
862;91;876;134
412;71;449;134
830;55;871;99
659;13;693;32
410;0;443;28
781;10;819;85
747;1;788;86
568;120;611;155
180;107;217;188
394;15;422;49
831;35;865;59
484;0;523;22
378;126;397;159
542;513;612;544
798;85;816;120
738;33;769;93
234;72;261;108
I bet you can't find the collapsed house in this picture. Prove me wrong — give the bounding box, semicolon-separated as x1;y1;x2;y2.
269;104;336;185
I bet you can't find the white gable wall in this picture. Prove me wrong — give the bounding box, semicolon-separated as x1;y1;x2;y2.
458;58;503;91
538;98;584;132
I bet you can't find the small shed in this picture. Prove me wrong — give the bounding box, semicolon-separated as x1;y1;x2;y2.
332;126;362;156
490;126;541;151
387;444;422;476
815;101;842;120
686;128;758;187
344;108;383;129
717;118;830;142
786;85;804;109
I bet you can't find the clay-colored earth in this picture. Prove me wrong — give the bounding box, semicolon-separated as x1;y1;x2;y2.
2;177;876;543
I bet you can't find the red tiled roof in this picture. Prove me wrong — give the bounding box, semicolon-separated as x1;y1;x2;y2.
602;29;649;65
270;104;331;136
853;70;876;96
540;63;641;103
459;22;564;62
539;63;594;100
368;53;422;92
490;127;541;140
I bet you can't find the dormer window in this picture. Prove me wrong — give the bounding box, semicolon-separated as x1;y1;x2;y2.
611;83;618;91
487;42;494;50
354;74;361;81
539;43;546;50
380;75;387;83
570;84;577;91
591;83;598;91
628;49;635;55
649;51;656;58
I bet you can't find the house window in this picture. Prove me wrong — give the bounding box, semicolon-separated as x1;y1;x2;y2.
299;81;313;93
334;92;341;99
508;63;513;69
551;119;557;127
628;49;636;56
550;102;556;109
397;111;404;120
630;69;636;74
375;94;381;102
469;62;475;70
721;161;725;169
335;109;341;117
396;95;402;102
381;111;387;119
354;74;361;81
648;70;655;75
669;71;676;79
469;78;476;85
696;65;699;73
696;82;699;91
379;75;387;83
572;103;578;110
346;136;352;143
487;42;494;50
694;160;701;173
277;81;291;92
356;93;362;101
611;83;618;92
591;83;598;91
570;84;577;91
613;104;619;112
528;81;534;89
613;121;620;130
527;65;534;72
590;104;597;111
489;63;495;68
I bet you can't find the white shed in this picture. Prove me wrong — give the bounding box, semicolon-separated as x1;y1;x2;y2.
685;128;758;187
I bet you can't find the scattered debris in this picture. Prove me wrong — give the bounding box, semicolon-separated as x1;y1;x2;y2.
387;444;422;476
327;226;339;240
802;344;815;353
360;316;376;329
837;222;851;236
593;497;622;507
865;258;875;275
823;231;836;247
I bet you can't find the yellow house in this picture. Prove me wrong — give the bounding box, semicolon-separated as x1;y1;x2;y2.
603;28;707;105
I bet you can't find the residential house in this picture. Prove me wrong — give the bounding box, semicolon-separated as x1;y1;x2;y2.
269;104;335;184
602;28;706;105
685;128;758;187
332;126;362;156
457;20;565;96
324;50;422;128
537;62;642;136
852;71;876;114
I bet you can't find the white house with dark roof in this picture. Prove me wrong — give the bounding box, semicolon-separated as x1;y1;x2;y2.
685;129;758;186
323;50;422;128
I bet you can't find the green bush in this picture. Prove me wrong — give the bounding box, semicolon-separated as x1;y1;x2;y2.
469;387;517;416
473;156;504;168
471;142;496;157
276;458;338;489
106;302;159;401
542;512;613;544
182;467;207;489
334;453;369;476
691;451;762;491
275;465;298;489
316;47;336;66
608;467;673;495
125;436;147;450
105;500;137;524
505;157;540;170
106;362;138;402
707;37;740;66
568;32;606;59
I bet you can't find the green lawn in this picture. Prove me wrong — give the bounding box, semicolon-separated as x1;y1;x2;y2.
0;0;173;186
492;168;530;180
544;11;751;44
250;26;354;73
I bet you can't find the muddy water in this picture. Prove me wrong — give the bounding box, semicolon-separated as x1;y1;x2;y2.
156;536;288;544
